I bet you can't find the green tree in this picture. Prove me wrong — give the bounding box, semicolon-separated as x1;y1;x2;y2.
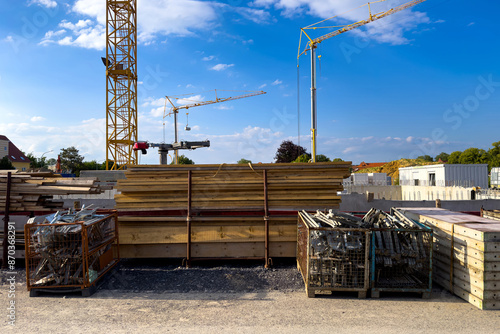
24;152;47;169
293;154;311;163
488;141;500;169
448;151;462;164
434;152;450;163
417;155;433;162
275;140;307;163
0;156;15;170
81;160;106;170
332;158;344;162
60;146;84;174
171;155;194;165
459;148;487;164
237;158;252;164
315;154;331;162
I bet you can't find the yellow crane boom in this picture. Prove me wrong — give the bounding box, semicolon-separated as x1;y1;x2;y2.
298;0;427;162
165;89;266;115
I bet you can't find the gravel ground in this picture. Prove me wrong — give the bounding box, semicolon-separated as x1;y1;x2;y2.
2;259;500;333
0;258;304;294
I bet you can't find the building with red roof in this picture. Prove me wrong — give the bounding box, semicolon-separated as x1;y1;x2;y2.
352;161;387;172
0;135;31;171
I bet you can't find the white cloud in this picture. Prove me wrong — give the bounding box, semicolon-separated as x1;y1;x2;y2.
186;84;195;88
272;79;282;86
150;107;165;118
234;7;273;24
253;0;430;45
467;22;475;27
202;55;215;61
142;97;165;108
258;84;267;89
39;19;105;49
3;36;14;43
30;116;45;122
210;63;234;71
40;0;219;50
0;118;106;160
175;95;205;106
29;0;57;8
214;105;234;110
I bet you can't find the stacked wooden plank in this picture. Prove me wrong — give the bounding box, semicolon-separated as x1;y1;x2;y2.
115;162;351;259
0;173;101;212
118;215;298;258
115;162;351;211
482;208;500;221
397;207;500;310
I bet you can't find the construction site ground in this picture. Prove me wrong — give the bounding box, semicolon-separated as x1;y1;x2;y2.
2;259;499;333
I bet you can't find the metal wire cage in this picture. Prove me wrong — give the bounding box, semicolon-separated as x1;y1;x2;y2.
25;211;119;292
370;220;433;298
297;213;370;298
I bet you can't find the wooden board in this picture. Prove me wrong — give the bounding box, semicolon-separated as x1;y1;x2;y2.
115;162;351;211
118;223;297;244
118;241;296;258
434;258;500;290
434;269;500;305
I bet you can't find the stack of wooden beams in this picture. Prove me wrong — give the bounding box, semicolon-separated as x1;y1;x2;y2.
0;173;101;212
115;162;351;259
116;162;351;211
397;207;500;310
118;215;298;258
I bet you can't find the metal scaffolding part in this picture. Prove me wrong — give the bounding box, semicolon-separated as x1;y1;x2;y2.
105;0;138;170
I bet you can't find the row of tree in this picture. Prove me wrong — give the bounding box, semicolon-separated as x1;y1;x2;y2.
237;140;343;164
16;147;195;175
417;141;500;170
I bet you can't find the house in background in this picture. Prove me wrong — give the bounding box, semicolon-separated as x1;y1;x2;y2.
352;161;387;172
0;135;31;171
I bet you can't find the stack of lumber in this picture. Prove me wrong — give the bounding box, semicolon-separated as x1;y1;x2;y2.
118;215;298;258
115;162;351;211
397;207;500;310
482;208;500;221
115;162;351;259
0;173;101;212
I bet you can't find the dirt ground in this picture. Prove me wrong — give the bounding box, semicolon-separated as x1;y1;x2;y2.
2;259;500;333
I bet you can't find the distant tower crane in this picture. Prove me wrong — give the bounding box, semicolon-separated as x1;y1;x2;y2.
298;0;427;162
104;0;138;170
134;90;266;164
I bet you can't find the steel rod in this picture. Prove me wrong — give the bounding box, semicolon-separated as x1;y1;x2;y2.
263;169;270;268
186;170;192;268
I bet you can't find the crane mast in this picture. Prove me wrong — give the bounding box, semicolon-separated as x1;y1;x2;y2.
105;0;138;170
299;0;427;162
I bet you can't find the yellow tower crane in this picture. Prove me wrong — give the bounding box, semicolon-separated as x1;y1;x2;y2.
298;0;427;162
134;90;266;164
104;0;138;170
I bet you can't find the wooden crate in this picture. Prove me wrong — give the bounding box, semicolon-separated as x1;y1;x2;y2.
396;207;500;310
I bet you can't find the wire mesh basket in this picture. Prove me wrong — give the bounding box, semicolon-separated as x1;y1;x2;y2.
368;208;433;298
25;209;119;295
297;211;370;298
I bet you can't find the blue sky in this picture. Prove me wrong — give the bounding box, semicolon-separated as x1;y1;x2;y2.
0;0;499;165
